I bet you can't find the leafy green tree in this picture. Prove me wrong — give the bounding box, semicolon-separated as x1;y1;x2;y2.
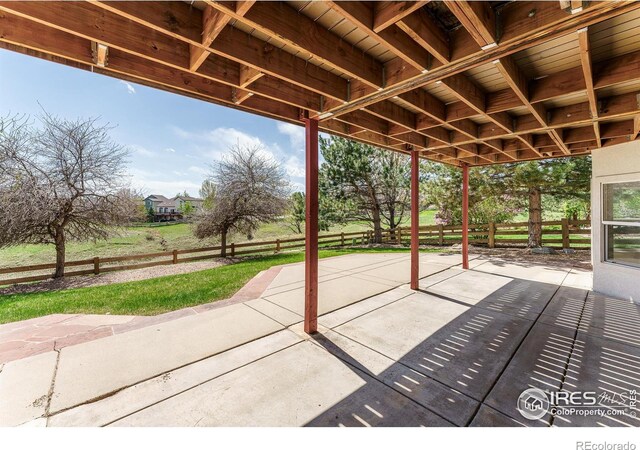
421;161;518;226
319;136;410;243
285;191;344;234
199;179;216;209
485;156;591;247
146;206;156;223
178;201;194;219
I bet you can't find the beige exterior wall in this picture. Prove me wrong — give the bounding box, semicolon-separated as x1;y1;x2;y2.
591;140;640;302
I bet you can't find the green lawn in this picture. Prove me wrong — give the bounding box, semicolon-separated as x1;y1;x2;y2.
0;211;439;270
0;247;429;324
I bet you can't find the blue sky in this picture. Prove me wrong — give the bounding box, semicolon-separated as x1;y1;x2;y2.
0;49;311;197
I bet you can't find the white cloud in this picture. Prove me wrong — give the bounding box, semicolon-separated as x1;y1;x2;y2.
164;147;176;153
120;80;136;95
284;155;305;178
172;126;275;162
188;165;209;175
129;144;154;157
277;122;305;150
127;168;201;198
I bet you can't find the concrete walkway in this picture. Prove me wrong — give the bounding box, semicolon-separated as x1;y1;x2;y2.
2;252;637;427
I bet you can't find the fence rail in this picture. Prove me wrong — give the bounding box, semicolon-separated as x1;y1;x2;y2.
0;219;592;286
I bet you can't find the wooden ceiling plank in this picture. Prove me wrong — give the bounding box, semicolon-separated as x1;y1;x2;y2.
239;64;263;88
577;27;601;147
445;0;497;49
326;1;430;72
396;8;449;64
373;1;429;33
208;0;383;88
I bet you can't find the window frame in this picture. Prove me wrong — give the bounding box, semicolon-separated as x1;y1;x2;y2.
602;179;640;268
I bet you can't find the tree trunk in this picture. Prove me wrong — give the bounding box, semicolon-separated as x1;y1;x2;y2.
54;228;66;278
528;186;542;248
372;208;383;243
220;229;228;257
389;208;396;240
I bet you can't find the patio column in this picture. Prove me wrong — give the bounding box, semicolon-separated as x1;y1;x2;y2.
462;163;469;270
303;114;318;334
410;147;419;290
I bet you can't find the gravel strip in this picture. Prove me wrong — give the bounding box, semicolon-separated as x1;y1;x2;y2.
0;259;230;296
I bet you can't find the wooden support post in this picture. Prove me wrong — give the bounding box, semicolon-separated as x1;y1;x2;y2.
172;249;178;264
410;149;419;290
462;163;469;270
93;257;100;275
488;221;496;248
562;218;570;249
276;239;281;253
304;115;319;334
438;224;444;245
341;232;345;247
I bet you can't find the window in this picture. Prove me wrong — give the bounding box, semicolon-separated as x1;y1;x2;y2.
603;181;640;268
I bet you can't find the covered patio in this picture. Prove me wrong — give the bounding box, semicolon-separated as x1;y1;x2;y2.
1;0;640;428
3;251;638;427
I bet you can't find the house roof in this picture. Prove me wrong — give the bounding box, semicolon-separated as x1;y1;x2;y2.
145;195;168;202
2;1;640;166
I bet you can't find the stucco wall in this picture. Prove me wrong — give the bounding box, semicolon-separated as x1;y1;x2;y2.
591;140;640;302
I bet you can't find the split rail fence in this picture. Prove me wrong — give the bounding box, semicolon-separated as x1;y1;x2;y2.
0;219;591;286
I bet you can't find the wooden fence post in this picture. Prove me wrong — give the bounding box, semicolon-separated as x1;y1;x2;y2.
93;257;100;275
438;224;444;246
562;218;570;249
488;222;495;248
172;249;178;264
340;232;345;247
231;243;236;257
276;239;281;253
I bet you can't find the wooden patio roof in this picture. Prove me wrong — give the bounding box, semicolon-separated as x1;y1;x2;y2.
1;1;640;166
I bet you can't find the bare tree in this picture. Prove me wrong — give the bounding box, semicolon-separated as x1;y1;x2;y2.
0;114;136;277
194;144;290;256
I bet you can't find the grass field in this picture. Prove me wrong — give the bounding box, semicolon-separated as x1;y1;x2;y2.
0;247;427;324
0;210;438;269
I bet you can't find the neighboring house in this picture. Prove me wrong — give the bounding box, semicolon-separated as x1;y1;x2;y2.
144;194;204;221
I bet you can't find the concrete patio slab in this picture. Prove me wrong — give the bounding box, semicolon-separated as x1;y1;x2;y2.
473;279;559;321
473;260;570;285
312;330;478;426
244;298;302;326
335;291;470;361
264;274;396;317
484;321;577;426
0;351;57;426
111;340;452;427
395;308;533;401
554;331;640;427
318;289;412;329
426;269;512;305
537;286;588;331
49;303;284;413
48;330;302;427
470;405;526;427
579;292;640;349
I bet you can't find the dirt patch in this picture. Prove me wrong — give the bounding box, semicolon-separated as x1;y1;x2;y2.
0;259;230;296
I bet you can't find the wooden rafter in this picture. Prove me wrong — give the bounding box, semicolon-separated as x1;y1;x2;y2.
1;1;640;167
577;27;601;147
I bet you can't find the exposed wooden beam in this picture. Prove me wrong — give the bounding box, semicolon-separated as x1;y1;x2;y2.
445;0;497;49
373;1;429;33
238;64;263;88
324;1;640;119
634;116;640;141
396;8;449;64
494;56;568;155
325;1;430;72
208;0;384;88
577;27;601;147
